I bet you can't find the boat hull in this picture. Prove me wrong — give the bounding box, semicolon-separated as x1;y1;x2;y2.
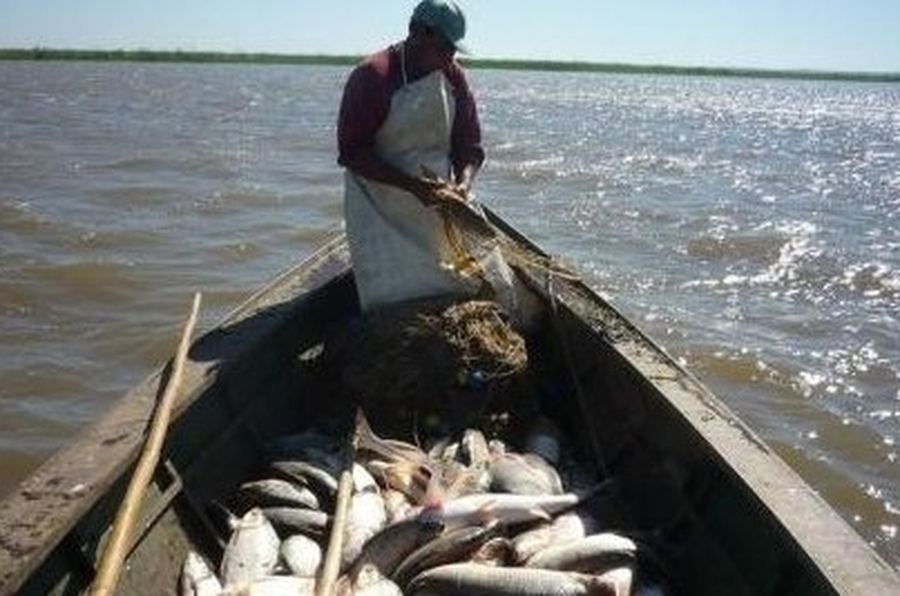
0;215;896;596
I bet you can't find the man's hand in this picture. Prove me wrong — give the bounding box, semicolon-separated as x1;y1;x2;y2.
414;166;495;240
413;166;469;207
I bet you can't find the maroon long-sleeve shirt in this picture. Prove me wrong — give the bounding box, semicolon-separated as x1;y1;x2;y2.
337;44;485;177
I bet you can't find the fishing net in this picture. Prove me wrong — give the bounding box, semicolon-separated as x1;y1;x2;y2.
326;297;530;436
434;195;579;286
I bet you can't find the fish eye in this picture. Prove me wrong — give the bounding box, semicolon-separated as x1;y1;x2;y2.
421;518;444;533
417;509;443;528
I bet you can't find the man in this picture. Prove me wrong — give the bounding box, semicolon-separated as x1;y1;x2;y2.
337;0;515;312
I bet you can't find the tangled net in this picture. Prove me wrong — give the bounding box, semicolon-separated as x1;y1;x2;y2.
327;297;530;436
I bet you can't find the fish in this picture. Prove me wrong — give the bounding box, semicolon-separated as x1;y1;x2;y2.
551;509;600;542
341;462;387;568
338;563;404;596
439;461;493;500
180;551;222;596
261;506;329;538
459;428;491;468
487;438;508;457
524;532;637;573
280;533;322;578
595;566;634;596
342;484;388;568
223;575;317;596
268;460;339;504
511;508;599;564
391;523;500;589
219;508;281;587
426;436;454;462
355;409;432;469
488;451;564;495
427;430;493;498
352;461;380;492
511;522;554;564
363;459;432;503
236;478;321;512
382;488;414;524
469;536;514;567
350;516;445;579
414;484;607;528
406;563;619;596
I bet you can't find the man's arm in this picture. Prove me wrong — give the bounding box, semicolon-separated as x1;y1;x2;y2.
448;63;485;198
342;148;449;206
337;60;452;206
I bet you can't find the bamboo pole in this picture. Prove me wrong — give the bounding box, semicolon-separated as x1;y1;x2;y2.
88;292;202;596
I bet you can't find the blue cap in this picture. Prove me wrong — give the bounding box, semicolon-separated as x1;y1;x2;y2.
411;0;468;53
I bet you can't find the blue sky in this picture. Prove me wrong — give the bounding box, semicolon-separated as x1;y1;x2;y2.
2;0;899;73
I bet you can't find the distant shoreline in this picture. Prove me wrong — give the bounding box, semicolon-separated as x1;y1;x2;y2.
1;47;898;83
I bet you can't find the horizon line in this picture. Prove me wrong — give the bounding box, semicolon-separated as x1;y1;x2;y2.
2;47;898;83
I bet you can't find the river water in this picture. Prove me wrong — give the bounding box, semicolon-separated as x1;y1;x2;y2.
1;61;898;568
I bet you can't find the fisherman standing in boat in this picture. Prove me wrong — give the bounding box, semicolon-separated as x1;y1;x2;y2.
337;0;517;313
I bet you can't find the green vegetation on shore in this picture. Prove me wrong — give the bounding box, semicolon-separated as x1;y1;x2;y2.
0;48;358;67
1;47;898;83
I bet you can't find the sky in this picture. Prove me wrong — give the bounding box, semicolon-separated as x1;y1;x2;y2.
2;0;900;73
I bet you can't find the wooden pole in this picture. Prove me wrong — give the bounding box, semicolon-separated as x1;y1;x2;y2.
315;411;362;596
88;292;202;596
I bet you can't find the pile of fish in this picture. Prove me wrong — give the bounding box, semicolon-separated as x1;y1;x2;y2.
180;411;668;595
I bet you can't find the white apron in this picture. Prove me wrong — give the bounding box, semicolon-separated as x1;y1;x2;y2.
344;50;516;312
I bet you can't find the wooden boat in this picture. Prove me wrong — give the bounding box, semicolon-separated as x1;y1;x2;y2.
0;210;897;596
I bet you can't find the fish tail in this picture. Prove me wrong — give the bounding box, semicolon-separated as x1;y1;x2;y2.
354;408;396;461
